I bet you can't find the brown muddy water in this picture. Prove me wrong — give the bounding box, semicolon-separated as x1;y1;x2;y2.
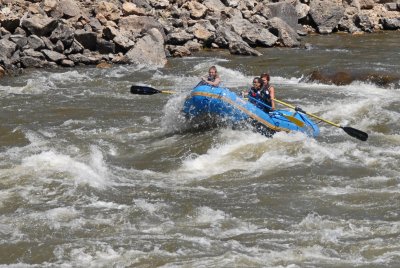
0;32;399;267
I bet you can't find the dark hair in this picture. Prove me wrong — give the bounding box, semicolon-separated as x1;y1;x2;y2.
253;77;262;84
260;73;270;82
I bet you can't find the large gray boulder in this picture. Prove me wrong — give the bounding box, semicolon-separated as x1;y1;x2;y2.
50;24;75;48
264;2;300;31
381;18;400;30
0;16;20;33
10;34;28;49
59;0;83;18
267;17;300;47
118;15;166;41
0;39;17;62
20;56;46;68
27;35;45;50
167;30;195;45
20;15;58;36
229;41;262;56
214;23;262;56
125;28;167;67
309;0;345;34
42;49;67;62
74;30;97;51
225;15;277;47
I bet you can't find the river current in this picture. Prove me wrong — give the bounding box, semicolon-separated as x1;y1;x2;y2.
1;32;399;267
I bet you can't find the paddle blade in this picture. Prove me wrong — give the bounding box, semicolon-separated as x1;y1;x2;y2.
130;85;160;95
284;115;305;127
342;126;368;141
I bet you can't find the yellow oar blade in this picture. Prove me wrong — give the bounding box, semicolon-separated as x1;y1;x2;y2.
283;115;304;127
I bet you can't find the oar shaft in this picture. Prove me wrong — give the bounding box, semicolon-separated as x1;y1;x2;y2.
160;90;176;94
273;98;341;128
247;96;304;127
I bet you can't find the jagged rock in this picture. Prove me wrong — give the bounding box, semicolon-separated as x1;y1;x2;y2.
97;37;115;54
27;35;45;50
22;49;45;59
242;25;278;47
89;17;103;33
60;59;75;67
167;30;194;45
41;36;55;50
309;0;345;34
167;45;192;57
95;1;120;22
50;23;74;48
118;15;166;41
20;56;45;68
381;18;400;30
68;53;92;64
355;14;374;32
10;34;28;49
54;40;64;52
343;0;361;10
296;3;310;20
20;14;58;36
59;0;82;18
222;0;240;8
96;61;112;68
203;0;227;13
184;1;208;19
102;26;118;40
214;23;242;48
0;39;17;61
224;13;279;48
42;49;66;62
125;28;167;67
14;27;27;36
248;14;269;26
192;24;215;43
113;34;135;52
360;0;374;9
64;39;84;54
229;41;262;56
68;51;101;64
264;2;300;31
0;16;20;33
111;53;130;64
185;40;203;52
384;3;398;11
43;0;58;13
267;17;300;47
149;0;169;9
122;2;147;16
339;15;361;33
74;29;97;50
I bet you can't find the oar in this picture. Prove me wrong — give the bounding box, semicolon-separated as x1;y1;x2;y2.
247;96;304;127
130;85;175;95
273;98;368;141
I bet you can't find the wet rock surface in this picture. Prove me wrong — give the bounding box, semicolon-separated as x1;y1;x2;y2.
0;0;399;75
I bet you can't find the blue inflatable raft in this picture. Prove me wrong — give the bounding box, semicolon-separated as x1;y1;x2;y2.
182;84;320;137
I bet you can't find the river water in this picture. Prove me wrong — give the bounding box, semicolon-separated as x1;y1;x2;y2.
1;32;399;267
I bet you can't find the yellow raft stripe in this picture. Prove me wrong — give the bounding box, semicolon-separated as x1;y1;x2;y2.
191;91;290;132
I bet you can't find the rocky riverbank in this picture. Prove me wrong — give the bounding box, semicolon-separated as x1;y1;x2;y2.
0;0;399;77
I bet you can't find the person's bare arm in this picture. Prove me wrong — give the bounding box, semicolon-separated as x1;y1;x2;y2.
270;86;275;110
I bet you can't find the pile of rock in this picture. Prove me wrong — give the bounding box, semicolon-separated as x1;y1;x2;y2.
0;0;399;76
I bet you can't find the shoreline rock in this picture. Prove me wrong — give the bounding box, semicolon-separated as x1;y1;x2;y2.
0;0;399;76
